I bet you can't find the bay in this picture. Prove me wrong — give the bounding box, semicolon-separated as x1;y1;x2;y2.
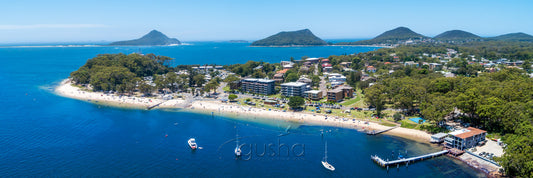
0;42;483;177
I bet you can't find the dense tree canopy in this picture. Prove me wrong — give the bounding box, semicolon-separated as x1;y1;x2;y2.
70;53;172;93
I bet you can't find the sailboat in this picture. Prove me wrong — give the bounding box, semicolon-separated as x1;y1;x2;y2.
234;128;241;157
321;140;335;171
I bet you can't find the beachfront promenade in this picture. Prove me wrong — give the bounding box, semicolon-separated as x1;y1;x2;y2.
371;150;449;167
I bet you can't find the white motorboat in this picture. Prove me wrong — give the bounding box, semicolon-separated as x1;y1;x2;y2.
322;140;335;171
188;138;197;150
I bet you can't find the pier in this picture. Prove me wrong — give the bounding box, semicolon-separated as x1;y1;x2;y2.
371;150;449;167
367;126;399;135
147;102;165;110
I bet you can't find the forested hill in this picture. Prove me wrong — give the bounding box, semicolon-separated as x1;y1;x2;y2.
250;29;327;46
434;30;482;41
109;30;181;46
489;32;533;42
336;27;428;45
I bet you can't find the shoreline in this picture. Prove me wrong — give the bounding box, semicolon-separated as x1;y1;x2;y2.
56;79;430;142
56;79;496;175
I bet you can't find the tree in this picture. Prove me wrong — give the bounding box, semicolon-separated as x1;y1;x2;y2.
364;84;387;117
165;72;178;92
139;82;154;96
393;113;402;122
287;96;305;109
204;80;220;94
224;74;240;83
285;73;299;82
499;122;533;177
192;74;206;87
228;94;238;101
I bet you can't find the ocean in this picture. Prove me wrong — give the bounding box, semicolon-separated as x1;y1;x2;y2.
0;42;483;177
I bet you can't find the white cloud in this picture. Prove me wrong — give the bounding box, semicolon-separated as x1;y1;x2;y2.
0;24;107;30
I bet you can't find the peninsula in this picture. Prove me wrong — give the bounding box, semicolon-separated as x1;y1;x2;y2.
109;30;181;46
251;29;327;46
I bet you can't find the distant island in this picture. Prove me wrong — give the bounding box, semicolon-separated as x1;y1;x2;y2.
336;27;429;45
335;27;533;46
251;29;327;46
228;40;249;43
109;30;181;46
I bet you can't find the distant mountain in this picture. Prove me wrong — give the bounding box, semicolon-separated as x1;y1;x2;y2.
489;32;533;42
251;29;327;46
336;27;428;45
434;30;482;41
109;30;181;46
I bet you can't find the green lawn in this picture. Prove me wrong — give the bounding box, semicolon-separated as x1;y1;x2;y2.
223;86;230;92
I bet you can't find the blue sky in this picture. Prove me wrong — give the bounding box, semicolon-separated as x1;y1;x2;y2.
1;0;532;43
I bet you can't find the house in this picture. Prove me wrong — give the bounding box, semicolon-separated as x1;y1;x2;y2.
304;90;323;101
321;58;330;64
327;85;354;102
340;62;352;68
273;73;284;83
366;66;376;73
429;63;442;70
283;64;294;69
276;69;289;74
305;57;320;64
323;66;333;73
280;82;309;97
445;127;487;150
297;77;312;86
328;73;346;83
280;61;294;66
404;61;419;67
240;78;276;95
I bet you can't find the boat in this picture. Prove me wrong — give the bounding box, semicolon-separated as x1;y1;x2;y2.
321;140;335;171
234;130;241;157
188;138;197;150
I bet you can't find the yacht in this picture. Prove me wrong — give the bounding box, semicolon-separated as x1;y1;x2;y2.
188;138;197;150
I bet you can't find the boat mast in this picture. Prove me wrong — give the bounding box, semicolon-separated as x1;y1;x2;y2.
324;140;328;162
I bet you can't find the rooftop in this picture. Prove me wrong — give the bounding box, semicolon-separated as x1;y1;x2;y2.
243;78;275;83
304;90;322;94
276;69;289;74
450;127;487;139
281;82;308;87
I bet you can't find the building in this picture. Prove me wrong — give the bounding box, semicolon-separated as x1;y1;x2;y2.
340;62;352;68
404;61;419;67
280;82;309;97
240;78;276;95
305;57;320;64
328;73;346;83
323;66;333;73
445;127;487;150
366;66;376;73
327;85;354;102
304;90;323;101
273;73;284;83
297;77;312;86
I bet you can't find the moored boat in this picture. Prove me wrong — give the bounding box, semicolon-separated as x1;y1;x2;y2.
188;138;197;150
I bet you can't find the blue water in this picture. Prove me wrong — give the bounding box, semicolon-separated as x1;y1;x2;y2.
410;117;426;124
0;43;483;177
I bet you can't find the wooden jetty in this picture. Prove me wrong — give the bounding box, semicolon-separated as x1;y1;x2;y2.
367;126;399;135
147;102;165;110
371;150;449;167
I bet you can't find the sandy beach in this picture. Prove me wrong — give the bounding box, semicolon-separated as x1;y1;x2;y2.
55;79;431;142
